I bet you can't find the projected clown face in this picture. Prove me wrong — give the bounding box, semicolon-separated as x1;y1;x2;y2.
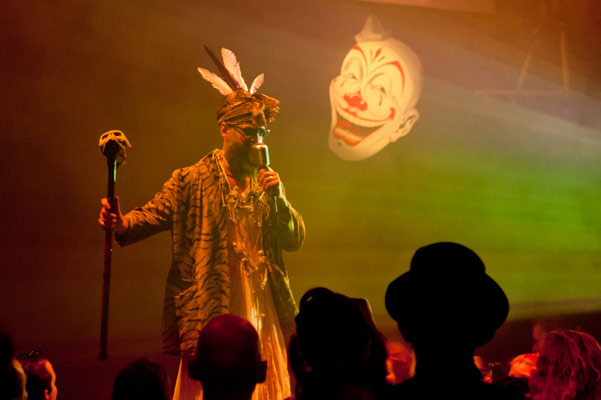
329;37;423;161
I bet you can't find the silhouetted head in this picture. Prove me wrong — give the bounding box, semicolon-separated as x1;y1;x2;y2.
295;288;372;373
1;328;27;400
111;357;170;400
17;350;57;400
293;288;389;399
188;314;266;398
530;330;601;400
385;242;509;350
0;328;14;368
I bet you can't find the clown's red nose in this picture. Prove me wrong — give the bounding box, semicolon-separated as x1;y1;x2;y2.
344;93;367;111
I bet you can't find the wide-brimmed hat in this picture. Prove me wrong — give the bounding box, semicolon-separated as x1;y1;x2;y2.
385;242;509;347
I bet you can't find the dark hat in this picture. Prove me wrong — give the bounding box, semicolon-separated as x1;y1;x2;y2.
385;242;509;347
295;288;372;367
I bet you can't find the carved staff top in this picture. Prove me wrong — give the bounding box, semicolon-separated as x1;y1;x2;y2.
98;130;131;165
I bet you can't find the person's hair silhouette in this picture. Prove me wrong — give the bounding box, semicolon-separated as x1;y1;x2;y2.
111;357;171;400
530;330;601;400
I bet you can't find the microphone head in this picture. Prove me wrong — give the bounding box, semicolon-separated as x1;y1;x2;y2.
251;143;270;167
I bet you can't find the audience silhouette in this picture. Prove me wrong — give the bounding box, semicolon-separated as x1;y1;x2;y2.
529;330;601;400
17;350;57;400
0;329;27;400
187;314;267;400
291;287;389;400
3;244;601;400
111;357;171;400
385;242;527;399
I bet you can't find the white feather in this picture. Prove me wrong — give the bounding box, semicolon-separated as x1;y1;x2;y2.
221;48;248;91
197;67;233;95
249;74;264;94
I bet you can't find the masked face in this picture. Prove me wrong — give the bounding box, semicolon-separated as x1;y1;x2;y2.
329;39;422;161
221;123;261;178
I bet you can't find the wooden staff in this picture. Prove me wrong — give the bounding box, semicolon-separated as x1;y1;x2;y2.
98;130;131;361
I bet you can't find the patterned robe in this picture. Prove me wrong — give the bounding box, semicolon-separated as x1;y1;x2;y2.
115;149;305;356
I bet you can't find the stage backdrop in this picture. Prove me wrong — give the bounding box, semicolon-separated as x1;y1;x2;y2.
2;1;601;396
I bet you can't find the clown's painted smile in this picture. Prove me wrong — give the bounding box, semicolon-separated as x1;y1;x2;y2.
332;98;396;146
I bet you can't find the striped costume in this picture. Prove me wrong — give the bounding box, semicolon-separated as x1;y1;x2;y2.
115;149;304;360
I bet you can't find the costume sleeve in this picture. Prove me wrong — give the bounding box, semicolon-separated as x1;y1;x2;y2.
271;187;306;252
115;169;182;246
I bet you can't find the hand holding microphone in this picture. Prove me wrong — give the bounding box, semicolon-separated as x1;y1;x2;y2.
258;167;281;195
252;141;283;212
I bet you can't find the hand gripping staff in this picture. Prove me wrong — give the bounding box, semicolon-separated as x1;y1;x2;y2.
97;130;131;360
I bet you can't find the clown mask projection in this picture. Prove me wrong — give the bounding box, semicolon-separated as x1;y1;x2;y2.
329;16;424;161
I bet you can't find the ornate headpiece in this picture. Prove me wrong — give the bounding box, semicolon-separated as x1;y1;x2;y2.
198;47;280;127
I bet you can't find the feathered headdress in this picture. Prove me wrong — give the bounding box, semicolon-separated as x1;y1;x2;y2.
198;47;279;126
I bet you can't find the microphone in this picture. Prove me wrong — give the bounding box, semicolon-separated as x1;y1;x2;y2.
251;142;278;213
251;142;270;167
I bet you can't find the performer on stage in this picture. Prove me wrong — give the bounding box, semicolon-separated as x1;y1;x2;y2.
98;48;305;400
